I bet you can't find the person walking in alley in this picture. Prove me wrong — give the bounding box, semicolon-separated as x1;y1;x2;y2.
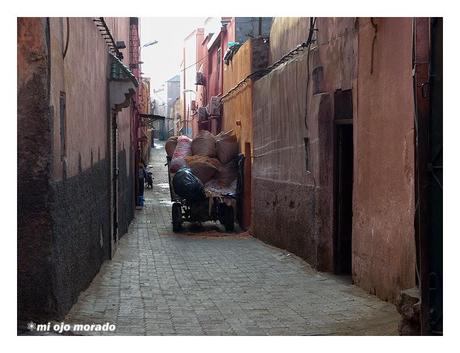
138;162;147;207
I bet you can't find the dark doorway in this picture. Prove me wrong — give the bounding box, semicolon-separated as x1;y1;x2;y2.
242;142;252;230
426;17;443;335
334;123;353;275
416;18;443;335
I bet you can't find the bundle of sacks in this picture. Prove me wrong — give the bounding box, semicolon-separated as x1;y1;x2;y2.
169;135;192;173
166;130;239;188
165;136;178;157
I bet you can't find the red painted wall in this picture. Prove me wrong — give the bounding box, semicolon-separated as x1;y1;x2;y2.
194;19;235;135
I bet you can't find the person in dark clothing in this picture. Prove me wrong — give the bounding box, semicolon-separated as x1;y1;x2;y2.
145;166;154;189
138;162;146;204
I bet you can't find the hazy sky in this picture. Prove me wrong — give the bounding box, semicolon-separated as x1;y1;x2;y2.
140;17;206;96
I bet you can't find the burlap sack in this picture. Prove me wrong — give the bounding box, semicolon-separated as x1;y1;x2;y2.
165;136;178;157
216;130;238;164
215;158;238;186
185;155;220;184
191;130;216;157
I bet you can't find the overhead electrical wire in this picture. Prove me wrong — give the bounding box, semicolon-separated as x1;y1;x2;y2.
180;55;207;72
220;18;317;103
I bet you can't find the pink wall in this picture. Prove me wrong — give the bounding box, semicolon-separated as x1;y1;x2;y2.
353;17;416;302
193;19;235;136
49;17;132;181
207;27;231;101
207;42;220;101
196;31;208;108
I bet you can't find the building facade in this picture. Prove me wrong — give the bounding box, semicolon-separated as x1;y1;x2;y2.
165;75;181;138
139;77;153;163
192;17;272;137
221;37;269;230
179;29;200;137
251;17;432;307
18;17;140;322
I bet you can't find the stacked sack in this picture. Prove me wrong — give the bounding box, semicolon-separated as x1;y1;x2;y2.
215;130;238;164
167;129;239;188
184;155;220;184
213;130;239;187
169;135;192;173
184;130;219;184
191;130;216;157
165;136;178;157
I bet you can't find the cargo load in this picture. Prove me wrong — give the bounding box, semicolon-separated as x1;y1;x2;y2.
215;130;239;164
191;130;216;157
184;155;220;184
170;135;192;173
165;136;178;157
172;167;206;202
214;158;239;187
165;129;243;232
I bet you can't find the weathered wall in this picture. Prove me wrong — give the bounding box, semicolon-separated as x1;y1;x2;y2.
353;18;416;302
49;158;111;316
17;17;55;321
269;17;311;64
18;17;135;320
223;41;252;229
252;18;357;271
223;38;269;145
253;48;320;265
223;38;269;229
112;18;133;181
49;18;111;180
106;18;135;240
117;148;134;236
222;40;252;148
49;17;132;182
254;17;416;302
207;38;223;103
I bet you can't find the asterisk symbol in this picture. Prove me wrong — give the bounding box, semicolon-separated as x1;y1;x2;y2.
27;321;36;331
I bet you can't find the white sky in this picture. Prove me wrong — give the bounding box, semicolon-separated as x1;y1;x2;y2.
140;17;206;96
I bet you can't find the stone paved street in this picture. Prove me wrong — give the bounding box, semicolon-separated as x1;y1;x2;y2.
65;142;400;335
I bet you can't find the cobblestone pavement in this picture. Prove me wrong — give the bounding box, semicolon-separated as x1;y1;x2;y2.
65;142;400;336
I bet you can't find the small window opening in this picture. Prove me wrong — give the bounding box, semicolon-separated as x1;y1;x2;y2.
59;91;67;160
304;137;310;172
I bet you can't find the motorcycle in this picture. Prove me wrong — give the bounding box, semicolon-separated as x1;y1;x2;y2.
145;166;154;189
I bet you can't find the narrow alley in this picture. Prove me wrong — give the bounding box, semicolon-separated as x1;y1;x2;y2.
17;15;443;339
65;143;399;335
